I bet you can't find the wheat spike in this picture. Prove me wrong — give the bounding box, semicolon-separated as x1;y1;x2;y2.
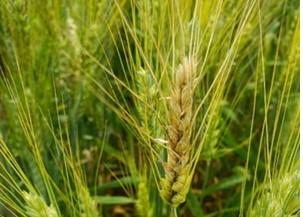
23;191;59;217
160;56;197;207
136;175;153;217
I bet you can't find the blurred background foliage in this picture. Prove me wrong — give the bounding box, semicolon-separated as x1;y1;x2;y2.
0;0;299;217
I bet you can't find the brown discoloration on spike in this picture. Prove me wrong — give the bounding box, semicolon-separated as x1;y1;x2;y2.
160;56;197;207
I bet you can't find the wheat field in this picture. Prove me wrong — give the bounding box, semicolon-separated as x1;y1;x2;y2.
0;0;299;217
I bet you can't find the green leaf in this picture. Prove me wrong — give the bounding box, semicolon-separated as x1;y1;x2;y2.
201;175;247;197
95;176;139;193
186;190;205;217
94;196;135;205
102;143;125;163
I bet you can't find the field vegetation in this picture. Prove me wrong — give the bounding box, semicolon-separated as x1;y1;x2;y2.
0;0;299;216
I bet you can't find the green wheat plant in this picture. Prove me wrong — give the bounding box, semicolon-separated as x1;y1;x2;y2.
0;0;299;216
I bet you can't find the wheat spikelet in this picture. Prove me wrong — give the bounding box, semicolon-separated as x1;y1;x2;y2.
78;185;99;217
249;172;299;217
136;176;153;217
160;56;197;207
23;191;59;217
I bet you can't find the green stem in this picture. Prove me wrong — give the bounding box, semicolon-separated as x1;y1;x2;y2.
172;207;178;217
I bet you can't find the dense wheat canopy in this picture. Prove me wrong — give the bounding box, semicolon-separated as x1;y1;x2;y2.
0;0;299;217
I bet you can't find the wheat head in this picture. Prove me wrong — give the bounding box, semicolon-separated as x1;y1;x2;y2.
160;56;197;207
